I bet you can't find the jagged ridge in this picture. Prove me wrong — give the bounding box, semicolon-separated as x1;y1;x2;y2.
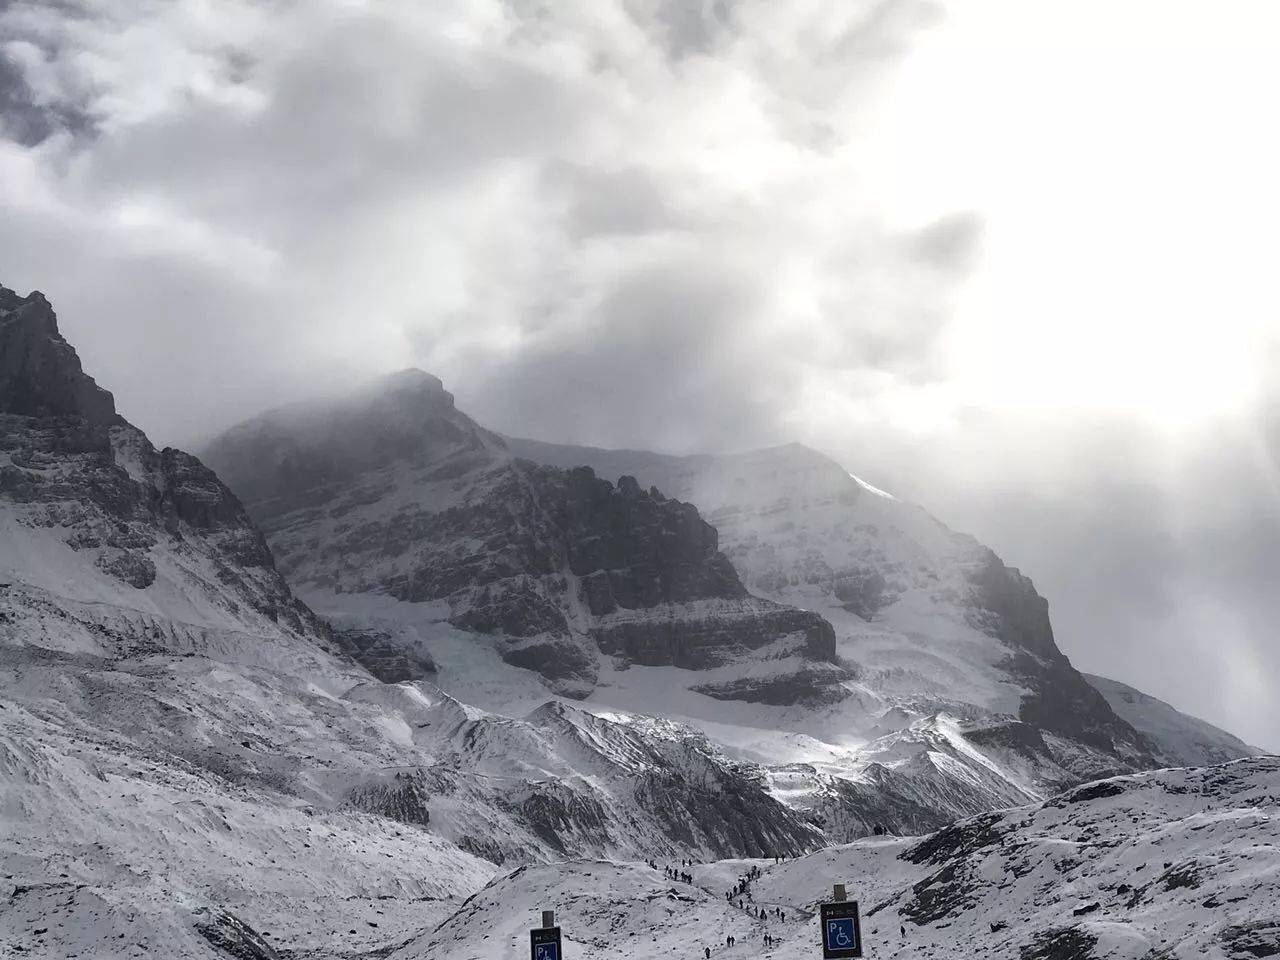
0;284;326;643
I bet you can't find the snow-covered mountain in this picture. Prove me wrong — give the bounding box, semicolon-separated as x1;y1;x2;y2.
1085;672;1262;768
0;286;843;958
3;287;1275;960
202;371;847;705
505;439;1168;783
200;370;1238;847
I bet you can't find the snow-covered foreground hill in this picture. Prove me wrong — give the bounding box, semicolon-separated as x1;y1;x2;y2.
399;757;1280;960
0;635;817;958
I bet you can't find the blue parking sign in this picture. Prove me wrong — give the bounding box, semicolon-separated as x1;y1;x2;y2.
819;900;862;959
826;919;857;951
530;925;562;960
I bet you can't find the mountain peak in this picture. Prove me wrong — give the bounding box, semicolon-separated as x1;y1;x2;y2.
202;368;502;509
380;367;445;390
0;282;117;426
374;367;453;405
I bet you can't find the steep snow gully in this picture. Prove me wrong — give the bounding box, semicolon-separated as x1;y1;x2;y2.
1;283;1275;959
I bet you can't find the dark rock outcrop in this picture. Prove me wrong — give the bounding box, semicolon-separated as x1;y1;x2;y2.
902;811;1006;866
554;467;745;608
416;462;843;698
964;720;1054;763
592;599;836;668
0;287;118;427
343;769;433;828
191;906;280;960
0;282;329;645
1019;927;1100;960
968;549;1057;658
333;627;437;683
692;663;849;706
832;566;888;619
1220;919;1280;960
967;550;1151;763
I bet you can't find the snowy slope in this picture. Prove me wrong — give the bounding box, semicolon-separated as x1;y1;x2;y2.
0;615;828;956
396;757;1280;960
1085;673;1264;767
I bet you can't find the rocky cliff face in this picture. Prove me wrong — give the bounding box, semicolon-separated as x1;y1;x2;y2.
0;284;327;645
203;372;844;702
507;438;1156;786
967;548;1146;758
0;287;117;426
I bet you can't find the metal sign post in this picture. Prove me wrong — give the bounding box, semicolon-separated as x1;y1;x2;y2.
819;885;863;959
530;908;562;960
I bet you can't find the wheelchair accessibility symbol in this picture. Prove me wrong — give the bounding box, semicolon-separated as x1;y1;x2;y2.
826;919;856;950
819;897;862;958
535;945;559;960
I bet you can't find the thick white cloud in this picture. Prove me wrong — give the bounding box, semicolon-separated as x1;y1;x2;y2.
1;0;1277;748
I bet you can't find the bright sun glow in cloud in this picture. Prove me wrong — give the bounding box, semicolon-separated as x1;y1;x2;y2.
878;0;1280;427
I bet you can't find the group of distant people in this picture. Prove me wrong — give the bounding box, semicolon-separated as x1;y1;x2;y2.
650;855;803;956
650;859;697;885
703;933;740;959
726;863;762;906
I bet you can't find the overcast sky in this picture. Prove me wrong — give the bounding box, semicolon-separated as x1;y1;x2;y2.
1;0;1277;749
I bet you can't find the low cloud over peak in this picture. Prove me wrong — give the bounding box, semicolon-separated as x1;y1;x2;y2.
1;0;1278;748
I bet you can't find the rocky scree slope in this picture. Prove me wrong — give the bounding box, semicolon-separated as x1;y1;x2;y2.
202;371;845;703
